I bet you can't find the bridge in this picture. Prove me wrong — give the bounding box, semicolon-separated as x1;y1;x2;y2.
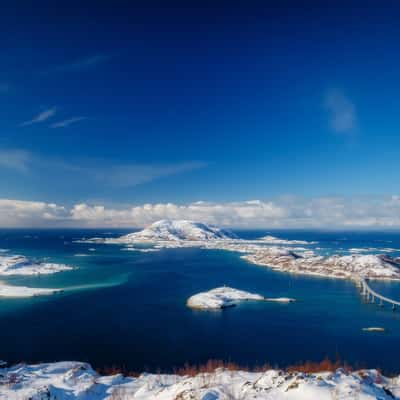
356;277;400;310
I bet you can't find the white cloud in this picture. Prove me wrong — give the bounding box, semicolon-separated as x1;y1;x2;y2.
324;89;356;133
70;200;287;227
0;199;67;227
50;117;86;128
21;107;57;127
2;196;400;228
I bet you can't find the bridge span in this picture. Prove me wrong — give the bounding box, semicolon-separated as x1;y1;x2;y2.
357;277;400;310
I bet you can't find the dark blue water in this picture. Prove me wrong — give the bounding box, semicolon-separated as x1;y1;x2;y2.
1;229;400;373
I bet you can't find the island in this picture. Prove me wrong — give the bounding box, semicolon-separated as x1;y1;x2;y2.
0;254;73;276
187;286;265;309
0;254;73;298
83;219;400;282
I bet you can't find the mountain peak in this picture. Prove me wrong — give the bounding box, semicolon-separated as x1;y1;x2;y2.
125;219;237;241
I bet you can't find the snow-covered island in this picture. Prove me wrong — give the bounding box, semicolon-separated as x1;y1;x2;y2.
242;250;400;280
1;361;400;399
0;254;72;298
0;255;73;276
187;286;295;309
82;219;400;282
259;235;317;245
187;286;265;309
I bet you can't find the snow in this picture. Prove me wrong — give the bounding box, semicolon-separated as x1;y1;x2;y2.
362;327;385;332
0;283;62;297
0;254;72;297
243;249;400;280
187;286;265;309
83;220;400;281
1;361;399;399
325;254;400;279
0;255;73;276
265;297;296;303
110;219;238;243
259;235;316;245
121;247;160;252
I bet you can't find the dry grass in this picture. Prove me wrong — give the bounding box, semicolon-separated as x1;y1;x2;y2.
174;360;243;377
286;357;351;373
95;357;354;378
96;365;140;377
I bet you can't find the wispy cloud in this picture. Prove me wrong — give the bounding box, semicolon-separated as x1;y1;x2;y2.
91;162;208;187
43;160;207;188
50;117;86;129
0;148;207;189
0;149;31;173
21;107;57;127
324;89;357;134
44;54;109;74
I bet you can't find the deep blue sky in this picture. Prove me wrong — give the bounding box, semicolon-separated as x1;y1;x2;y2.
2;1;400;206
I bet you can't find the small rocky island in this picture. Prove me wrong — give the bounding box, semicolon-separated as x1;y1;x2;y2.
186;286;265;310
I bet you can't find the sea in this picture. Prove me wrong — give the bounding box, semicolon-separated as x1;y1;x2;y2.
1;229;400;374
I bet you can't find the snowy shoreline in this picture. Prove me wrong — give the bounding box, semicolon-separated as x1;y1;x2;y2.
1;361;400;399
0;283;62;298
0;254;73;276
0;254;73;298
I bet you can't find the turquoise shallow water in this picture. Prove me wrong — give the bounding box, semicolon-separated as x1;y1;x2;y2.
1;229;400;373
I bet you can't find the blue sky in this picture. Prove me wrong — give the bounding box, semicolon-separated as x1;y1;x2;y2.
1;1;400;227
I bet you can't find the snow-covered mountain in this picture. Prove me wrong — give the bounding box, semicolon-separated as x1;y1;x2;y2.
120;219;238;242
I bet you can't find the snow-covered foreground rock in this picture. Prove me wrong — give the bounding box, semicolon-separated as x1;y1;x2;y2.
0;255;73;276
1;361;400;400
0;284;61;297
187;287;265;309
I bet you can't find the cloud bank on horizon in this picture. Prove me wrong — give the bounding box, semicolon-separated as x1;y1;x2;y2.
1;196;400;229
